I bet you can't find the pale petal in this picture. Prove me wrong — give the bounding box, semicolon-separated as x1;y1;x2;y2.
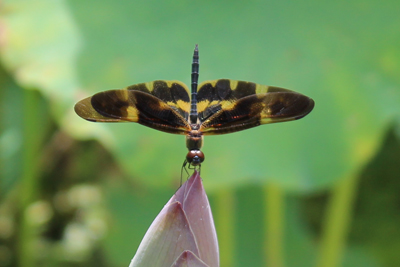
129;202;199;267
182;172;219;267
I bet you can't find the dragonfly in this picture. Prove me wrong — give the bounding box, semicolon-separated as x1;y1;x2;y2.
75;45;314;173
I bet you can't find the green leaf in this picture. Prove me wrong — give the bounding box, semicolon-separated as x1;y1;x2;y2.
0;65;24;194
1;0;81;117
2;0;400;191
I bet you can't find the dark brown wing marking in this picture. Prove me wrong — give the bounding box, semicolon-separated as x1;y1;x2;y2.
74;96;123;122
197;79;293;122
75;90;190;135
125;80;190;120
199;91;314;135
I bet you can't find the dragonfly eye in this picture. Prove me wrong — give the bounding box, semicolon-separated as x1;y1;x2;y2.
186;150;205;166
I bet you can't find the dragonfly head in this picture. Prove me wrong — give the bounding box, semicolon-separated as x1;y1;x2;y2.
186;150;205;166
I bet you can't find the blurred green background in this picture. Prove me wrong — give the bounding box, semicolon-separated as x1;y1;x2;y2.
1;0;400;266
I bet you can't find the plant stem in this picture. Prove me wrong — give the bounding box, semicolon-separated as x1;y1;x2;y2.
215;189;235;267
316;175;359;267
264;183;284;267
18;89;41;267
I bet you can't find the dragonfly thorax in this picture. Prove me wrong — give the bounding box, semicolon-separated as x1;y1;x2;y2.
186;129;204;165
186;129;203;149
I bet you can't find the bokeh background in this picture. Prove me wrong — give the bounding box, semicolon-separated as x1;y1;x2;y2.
1;0;400;266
